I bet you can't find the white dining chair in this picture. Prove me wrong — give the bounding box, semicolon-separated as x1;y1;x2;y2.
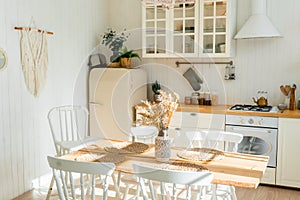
48;105;101;156
120;126;158;200
47;156;116;200
130;126;158;143
178;129;243;200
46;105;101;199
133;163;213;200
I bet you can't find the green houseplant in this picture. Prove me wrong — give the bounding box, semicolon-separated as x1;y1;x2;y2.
117;47;141;68
152;80;162;102
101;28;128;62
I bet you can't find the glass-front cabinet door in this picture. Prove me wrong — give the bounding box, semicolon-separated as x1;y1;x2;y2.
143;5;168;57
201;0;227;55
142;0;235;58
172;3;198;56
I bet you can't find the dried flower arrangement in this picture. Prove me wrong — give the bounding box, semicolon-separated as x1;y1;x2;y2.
136;90;179;136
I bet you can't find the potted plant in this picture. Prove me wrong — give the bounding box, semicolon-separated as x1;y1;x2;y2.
101;28;128;62
152;80;161;102
117;47;141;68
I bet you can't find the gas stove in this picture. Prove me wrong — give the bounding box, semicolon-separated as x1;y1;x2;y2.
229;104;274;112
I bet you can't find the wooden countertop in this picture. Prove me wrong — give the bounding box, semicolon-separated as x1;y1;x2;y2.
177;104;300;118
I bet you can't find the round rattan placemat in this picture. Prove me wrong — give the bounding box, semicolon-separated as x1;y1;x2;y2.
177;148;224;162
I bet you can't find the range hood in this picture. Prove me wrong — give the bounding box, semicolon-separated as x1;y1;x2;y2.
234;0;282;39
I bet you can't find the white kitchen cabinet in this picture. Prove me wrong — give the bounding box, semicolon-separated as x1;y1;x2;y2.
200;0;236;57
89;68;147;141
276;118;300;188
142;4;169;57
261;167;276;185
142;0;236;58
169;111;225;147
169;111;225;130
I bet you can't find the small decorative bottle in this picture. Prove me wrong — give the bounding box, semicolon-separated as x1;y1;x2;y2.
155;127;171;162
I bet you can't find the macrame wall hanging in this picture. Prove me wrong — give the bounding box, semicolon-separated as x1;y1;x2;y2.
15;19;53;97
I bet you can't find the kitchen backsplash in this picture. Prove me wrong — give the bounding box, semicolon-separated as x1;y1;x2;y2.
140;57;299;107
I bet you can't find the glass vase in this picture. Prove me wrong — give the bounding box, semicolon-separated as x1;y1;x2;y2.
110;51;119;62
155;127;171;162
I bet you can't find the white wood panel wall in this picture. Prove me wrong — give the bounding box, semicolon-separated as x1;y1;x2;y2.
0;0;108;199
109;0;300;106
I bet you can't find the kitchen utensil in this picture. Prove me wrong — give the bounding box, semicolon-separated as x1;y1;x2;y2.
285;85;291;95
183;67;203;91
289;84;297;110
280;85;288;96
253;96;268;106
278;104;287;110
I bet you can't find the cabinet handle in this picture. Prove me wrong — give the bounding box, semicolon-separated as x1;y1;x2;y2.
89;102;102;106
175;128;181;131
190;113;197;116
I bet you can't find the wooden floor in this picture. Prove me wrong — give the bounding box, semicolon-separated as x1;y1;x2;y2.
14;185;300;200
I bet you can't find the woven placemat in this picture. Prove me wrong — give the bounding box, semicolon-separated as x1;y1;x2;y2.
122;142;149;153
166;161;208;172
104;147;132;154
104;142;150;154
177;148;224;162
95;153;126;164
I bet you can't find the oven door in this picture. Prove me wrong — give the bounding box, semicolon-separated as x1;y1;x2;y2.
226;125;277;167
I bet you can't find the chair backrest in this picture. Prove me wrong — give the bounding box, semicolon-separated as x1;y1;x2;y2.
48;105;89;154
130;126;158;143
185;130;243;152
47;156;115;200
133;164;213;200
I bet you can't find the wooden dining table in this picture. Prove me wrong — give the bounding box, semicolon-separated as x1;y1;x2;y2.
61;139;269;189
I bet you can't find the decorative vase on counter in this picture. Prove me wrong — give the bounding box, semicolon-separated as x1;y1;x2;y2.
155;127;171;162
110;51;119;62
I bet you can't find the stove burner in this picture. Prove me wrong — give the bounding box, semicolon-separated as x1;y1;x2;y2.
230;104;273;112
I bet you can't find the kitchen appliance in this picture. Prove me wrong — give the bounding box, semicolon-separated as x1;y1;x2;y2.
234;0;282;39
89;68;147;140
253;96;268;106
229;104;273;112
226;106;278;168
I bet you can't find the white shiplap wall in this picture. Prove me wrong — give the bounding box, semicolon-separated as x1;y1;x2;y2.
109;0;300;106
0;0;108;199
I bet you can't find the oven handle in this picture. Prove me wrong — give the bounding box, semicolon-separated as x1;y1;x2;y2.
226;126;277;135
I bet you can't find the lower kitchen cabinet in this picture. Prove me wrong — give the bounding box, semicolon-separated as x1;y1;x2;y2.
276;118;300;188
169;112;225;130
261;167;276;185
168;111;225;147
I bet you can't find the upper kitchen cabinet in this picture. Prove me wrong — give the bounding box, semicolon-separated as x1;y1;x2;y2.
142;0;236;58
201;0;236;57
172;3;198;56
143;5;168;57
142;2;198;57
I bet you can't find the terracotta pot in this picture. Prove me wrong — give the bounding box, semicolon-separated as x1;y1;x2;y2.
120;57;132;68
